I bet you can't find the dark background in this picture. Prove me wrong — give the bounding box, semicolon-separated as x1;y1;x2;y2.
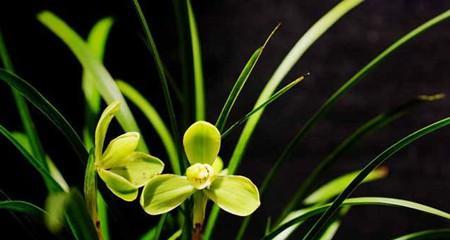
1;0;449;239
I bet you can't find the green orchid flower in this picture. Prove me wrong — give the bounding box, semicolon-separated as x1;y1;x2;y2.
140;121;260;227
95;101;164;201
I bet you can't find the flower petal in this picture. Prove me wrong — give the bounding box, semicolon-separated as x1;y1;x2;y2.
110;152;164;187
212;156;223;174
183;121;221;165
204;175;260;216
100;132;140;169
95;101;121;162
98;168;138;201
140;175;195;215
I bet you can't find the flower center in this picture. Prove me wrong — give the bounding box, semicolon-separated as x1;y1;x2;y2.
186;163;215;190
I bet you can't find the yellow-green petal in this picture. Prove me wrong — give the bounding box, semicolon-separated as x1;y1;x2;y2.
98;168;138;201
140;174;195;215
204;175;260;216
110;152;164;187
95;101;121;162
183;121;221;165
212;156;223;174
100;132;139;169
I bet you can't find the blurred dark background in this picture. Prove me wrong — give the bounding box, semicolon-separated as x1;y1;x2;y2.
1;0;449;239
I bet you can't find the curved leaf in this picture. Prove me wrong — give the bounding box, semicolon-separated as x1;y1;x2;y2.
0;70;87;162
215;24;279;132
222;75;306;137
303;167;388;205
37;11;148;152
83;17;113;114
0;124;62;192
270;7;450;223
229;0;365;237
278;94;445;218
264;197;450;239
129;0;179;156
0;200;45;216
117;80;180;174
393;229;450;240
303;117;450;240
0;32;47;171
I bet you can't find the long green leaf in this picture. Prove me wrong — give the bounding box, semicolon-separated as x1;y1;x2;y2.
303;117;450;240
317;208;348;240
0;32;47;171
37;11;148;152
246;167;386;240
205;1;364;237
393;229;450;240
0;124;63;192
0;200;46;216
279;94;445;219
140;228;156;240
215;48;262;131
304;167;388;205
187;0;205;120
215;25;279;132
0;69;87;162
129;0;178;157
270;168;386;240
227;0;363;177
270;7;450;223
153;213;168;240
274;8;450;224
83;17;113;115
12;131;69;192
263;197;450;240
117;80;180;174
83;17;114;152
222;75;306;138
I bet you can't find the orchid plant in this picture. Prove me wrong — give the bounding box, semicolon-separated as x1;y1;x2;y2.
0;0;449;239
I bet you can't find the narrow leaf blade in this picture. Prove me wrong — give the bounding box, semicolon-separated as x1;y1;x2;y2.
117;80;180;174
0;69;87;162
0;200;45;216
303;117;450;240
37;11;148;152
264;197;450;239
187;0;205;120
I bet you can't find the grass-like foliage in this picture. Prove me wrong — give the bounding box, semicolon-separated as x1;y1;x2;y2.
0;1;449;239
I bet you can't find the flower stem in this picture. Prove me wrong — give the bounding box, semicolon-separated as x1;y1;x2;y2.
192;192;207;239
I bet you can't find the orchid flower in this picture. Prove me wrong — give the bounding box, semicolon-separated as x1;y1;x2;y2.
95;101;164;201
140;121;260;227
